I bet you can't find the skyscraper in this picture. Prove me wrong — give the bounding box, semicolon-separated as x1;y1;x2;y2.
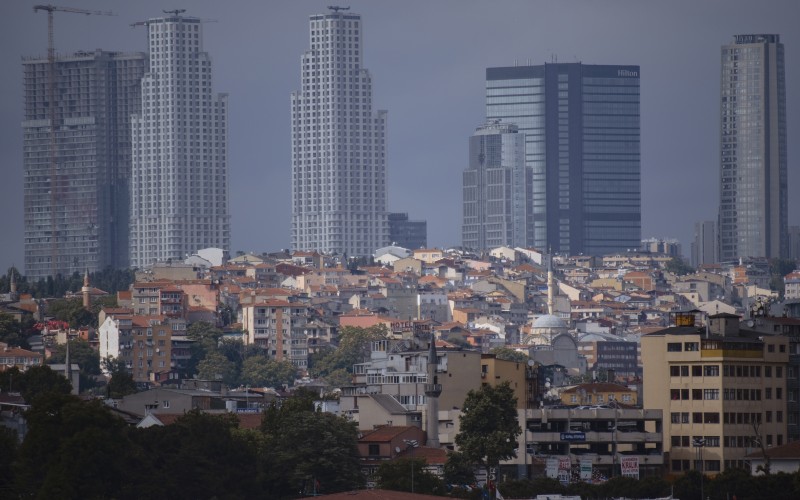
718;34;788;261
691;220;718;267
291;8;388;257
22;50;146;281
130;12;229;269
462;121;530;251
388;213;427;250
486;63;641;255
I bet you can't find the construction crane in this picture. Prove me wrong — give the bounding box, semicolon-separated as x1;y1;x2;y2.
33;5;114;278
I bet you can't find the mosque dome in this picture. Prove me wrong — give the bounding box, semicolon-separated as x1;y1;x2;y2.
532;314;568;330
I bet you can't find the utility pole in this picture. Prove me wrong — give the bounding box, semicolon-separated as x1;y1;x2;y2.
33;5;113;278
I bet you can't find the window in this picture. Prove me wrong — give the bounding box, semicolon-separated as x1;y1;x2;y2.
766;388;772;399
705;436;720;447
368;444;379;456
692;389;703;400
671;436;681;447
670;366;681;377
704;365;720;376
693;412;703;423
671;389;681;400
685;342;699;351
682;413;690;423
682;389;690;400
777;367;783;378
671;413;681;424
704;413;720;424
704;389;720;400
692;366;702;377
777;411;783;423
668;343;682;352
162;400;170;409
768;344;775;352
777;388;783;399
681;366;689;376
765;366;772;377
766;411;772;423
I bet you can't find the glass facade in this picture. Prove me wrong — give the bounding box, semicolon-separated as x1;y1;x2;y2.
719;34;787;261
462;122;529;250
486;63;641;255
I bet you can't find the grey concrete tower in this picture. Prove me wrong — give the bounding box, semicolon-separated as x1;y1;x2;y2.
424;333;442;447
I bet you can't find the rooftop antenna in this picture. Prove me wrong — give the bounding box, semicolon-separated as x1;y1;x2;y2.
163;9;186;16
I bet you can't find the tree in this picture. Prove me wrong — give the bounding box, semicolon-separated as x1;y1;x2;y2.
197;351;238;385
49;340;101;375
14;395;146;499
103;357;137;398
240;356;297;389
490;346;529;363
455;381;521;481
310;325;388;380
374;457;444;495
186;321;224;376
132;410;260;498
0;426;18;495
664;257;694;276
13;365;72;403
260;390;364;497
443;450;476;487
0;312;26;348
47;298;95;328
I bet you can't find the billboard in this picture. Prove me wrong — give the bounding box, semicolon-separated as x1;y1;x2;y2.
620;456;639;479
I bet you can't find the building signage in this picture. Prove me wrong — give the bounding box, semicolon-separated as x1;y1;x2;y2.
558;457;571;485
546;458;559;479
617;69;639;77
580;458;593;481
560;432;586;441
620;456;639;479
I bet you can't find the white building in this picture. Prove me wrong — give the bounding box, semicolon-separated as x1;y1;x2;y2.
130;12;230;268
291;8;388;256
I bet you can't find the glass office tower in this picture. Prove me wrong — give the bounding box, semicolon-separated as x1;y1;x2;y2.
486;63;641;255
719;34;787;261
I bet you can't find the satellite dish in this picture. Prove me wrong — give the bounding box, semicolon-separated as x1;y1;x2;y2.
527;359;536;367
395;447;401;454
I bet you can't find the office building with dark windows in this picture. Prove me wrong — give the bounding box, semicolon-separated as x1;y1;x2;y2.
718;34;788;262
388;213;426;250
291;9;388;257
485;63;641;256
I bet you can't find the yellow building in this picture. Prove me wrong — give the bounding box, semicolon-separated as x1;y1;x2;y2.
480;354;539;409
560;382;638;407
642;312;788;475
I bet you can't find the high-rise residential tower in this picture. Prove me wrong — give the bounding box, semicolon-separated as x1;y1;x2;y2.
718;34;788;262
22;50;146;281
486;63;641;255
291;8;388;257
130;13;229;269
462;121;530;250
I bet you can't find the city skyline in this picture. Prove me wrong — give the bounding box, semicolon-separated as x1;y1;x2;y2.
1;0;799;273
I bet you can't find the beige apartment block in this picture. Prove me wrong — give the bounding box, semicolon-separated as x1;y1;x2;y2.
642;312;788;475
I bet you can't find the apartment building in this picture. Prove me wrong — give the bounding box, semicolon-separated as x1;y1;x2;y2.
642;312;789;474
241;301;311;368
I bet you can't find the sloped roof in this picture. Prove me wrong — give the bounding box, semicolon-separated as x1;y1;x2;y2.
359;425;418;442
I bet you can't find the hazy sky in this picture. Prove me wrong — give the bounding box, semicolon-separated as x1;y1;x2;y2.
1;0;798;273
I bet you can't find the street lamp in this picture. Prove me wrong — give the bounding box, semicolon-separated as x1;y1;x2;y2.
693;437;705;500
403;438;419;493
